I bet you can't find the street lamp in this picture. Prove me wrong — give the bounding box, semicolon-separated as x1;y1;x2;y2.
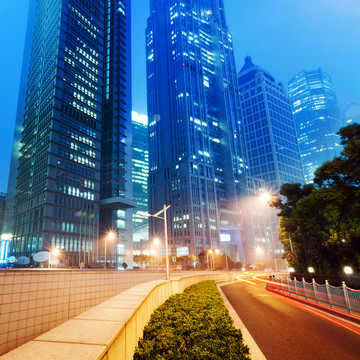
52;248;59;268
344;266;353;275
260;192;271;203
105;231;116;269
49;247;60;268
214;248;229;272
255;246;262;263
137;205;171;280
208;249;214;271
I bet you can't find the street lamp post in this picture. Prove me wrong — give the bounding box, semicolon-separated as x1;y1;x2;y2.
105;231;115;269
137;205;171;280
208;249;214;271
214;248;229;272
49;248;59;269
52;248;59;269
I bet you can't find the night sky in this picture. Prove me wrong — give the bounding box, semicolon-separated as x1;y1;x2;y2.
0;0;359;193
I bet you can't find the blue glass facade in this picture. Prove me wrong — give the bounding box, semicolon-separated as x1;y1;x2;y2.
146;0;246;259
5;0;133;268
132;112;149;230
288;69;342;184
238;57;304;190
238;57;304;260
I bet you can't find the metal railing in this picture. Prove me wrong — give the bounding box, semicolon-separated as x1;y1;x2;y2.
266;276;360;315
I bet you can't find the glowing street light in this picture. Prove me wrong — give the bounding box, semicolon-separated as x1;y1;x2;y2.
105;231;116;269
48;248;60;268
255;246;262;263
137;205;171;280
308;267;315;274
261;192;271;203
344;266;353;275
214;248;229;272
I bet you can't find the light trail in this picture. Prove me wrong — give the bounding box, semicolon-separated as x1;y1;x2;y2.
237;273;360;336
236;276;257;285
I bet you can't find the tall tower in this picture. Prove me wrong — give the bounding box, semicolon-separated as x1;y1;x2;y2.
238;56;304;261
4;0;133;268
132;111;149;237
238;57;304;190
288;69;342;184
146;0;247;260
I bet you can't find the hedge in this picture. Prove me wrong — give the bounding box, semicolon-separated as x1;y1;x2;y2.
134;280;250;359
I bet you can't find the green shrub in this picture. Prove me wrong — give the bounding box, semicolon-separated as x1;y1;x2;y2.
134;281;250;359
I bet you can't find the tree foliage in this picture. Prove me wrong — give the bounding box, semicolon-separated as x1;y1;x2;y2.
270;124;360;274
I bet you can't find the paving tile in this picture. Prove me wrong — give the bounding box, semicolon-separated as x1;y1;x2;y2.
75;307;133;322
98;299;142;309
1;340;105;360
35;319;122;345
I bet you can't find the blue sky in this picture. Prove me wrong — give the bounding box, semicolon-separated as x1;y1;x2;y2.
0;0;359;193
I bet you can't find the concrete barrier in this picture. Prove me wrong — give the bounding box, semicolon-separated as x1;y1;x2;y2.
0;269;168;355
2;271;237;359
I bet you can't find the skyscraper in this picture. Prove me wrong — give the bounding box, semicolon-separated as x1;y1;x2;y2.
3;0;134;268
146;0;247;261
238;56;304;260
238;57;304;190
288;69;342;184
132;111;149;242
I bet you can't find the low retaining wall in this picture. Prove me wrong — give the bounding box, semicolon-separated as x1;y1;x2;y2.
2;272;238;359
0;269;168;355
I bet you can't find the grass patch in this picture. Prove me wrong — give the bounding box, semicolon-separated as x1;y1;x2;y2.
134;280;250;359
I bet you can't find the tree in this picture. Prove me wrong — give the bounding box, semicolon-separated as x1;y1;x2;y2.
270;124;360;274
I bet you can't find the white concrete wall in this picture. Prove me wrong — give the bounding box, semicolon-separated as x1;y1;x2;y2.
2;271;239;359
0;269;167;355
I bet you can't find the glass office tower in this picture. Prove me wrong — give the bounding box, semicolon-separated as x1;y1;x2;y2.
238;56;304;259
288;69;342;184
146;0;247;260
4;0;133;268
132;111;149;230
238;57;304;190
132;111;149;247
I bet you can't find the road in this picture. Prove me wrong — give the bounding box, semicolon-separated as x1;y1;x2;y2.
221;275;360;360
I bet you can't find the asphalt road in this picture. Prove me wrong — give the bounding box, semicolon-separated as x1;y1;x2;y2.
221;279;360;360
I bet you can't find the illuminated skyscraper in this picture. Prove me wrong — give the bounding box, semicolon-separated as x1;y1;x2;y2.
238;56;304;190
238;56;304;259
288;69;342;183
3;0;134;268
146;0;247;260
132;111;149;231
